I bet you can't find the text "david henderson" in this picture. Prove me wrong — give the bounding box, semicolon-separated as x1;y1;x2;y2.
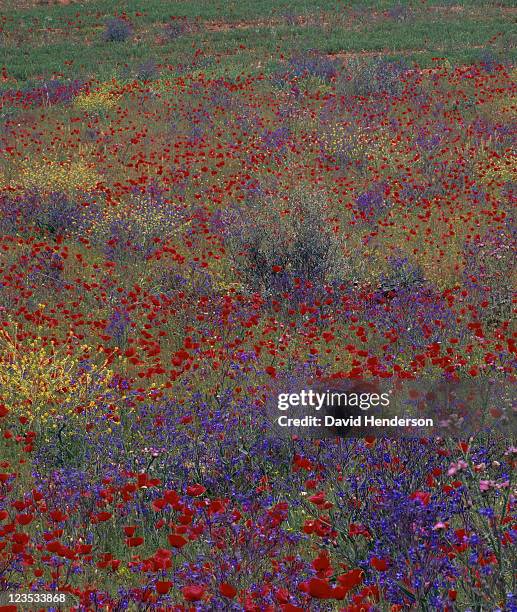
277;415;434;427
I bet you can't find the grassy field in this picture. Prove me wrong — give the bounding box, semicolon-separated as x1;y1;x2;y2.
1;1;515;82
0;1;515;610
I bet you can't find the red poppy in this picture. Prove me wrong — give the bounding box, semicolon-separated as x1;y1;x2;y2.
168;534;187;548
182;585;205;601
50;510;68;522
156;580;172;595
186;484;206;497
152;498;167;511
265;365;276;377
16;513;33;525
409;491;431;506
164;489;180;505
337;568;363;591
312;551;331;571
308;491;326;506
219;582;237;598
370;557;389;571
126;536;144;547
300;577;332;599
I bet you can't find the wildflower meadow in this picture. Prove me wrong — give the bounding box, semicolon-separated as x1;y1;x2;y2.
0;1;515;610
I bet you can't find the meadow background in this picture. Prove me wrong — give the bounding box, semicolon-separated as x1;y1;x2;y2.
0;0;515;610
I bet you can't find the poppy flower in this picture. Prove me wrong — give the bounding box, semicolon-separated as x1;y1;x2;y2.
126;536;144;547
370;557;389;571
16;513;33;525
219;582;237;598
308;491;326;506
409;491;431;506
152;498;167;511
304;577;333;599
265;365;276;377
182;584;205;601
186;484;206;497
312;551;331;571
156;580;172;595
164;489;180;505
168;534;187;548
50;510;68;522
337;568;363;591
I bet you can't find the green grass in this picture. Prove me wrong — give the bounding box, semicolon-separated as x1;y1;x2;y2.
1;0;515;26
0;2;514;85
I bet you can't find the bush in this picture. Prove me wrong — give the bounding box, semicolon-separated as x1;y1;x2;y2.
379;256;427;295
463;229;515;328
386;4;413;21
35;191;93;235
0;191;99;237
163;17;196;40
336;58;409;97
289;50;338;82
226;188;347;298
136;59;159;81
103;17;132;43
355;182;390;222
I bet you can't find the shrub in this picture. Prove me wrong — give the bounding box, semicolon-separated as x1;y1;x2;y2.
0;330;113;426
0;190;99;237
36;191;100;236
289;50;338;82
463;229;515;328
102;17;132;43
355;182;390;223
136;59;159;81
336;58;409;97
368;284;454;349
163;17;197;40
226;188;347;298
386;4;413;21
379;256;427;295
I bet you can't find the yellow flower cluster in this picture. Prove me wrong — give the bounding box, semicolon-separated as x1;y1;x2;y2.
321;124;377;161
74;84;118;115
479;150;517;184
321;124;409;175
0;329;113;425
19;159;100;193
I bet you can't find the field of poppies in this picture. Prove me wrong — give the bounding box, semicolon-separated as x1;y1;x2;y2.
0;1;516;610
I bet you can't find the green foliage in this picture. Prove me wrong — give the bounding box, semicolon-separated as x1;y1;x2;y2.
1;2;515;85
